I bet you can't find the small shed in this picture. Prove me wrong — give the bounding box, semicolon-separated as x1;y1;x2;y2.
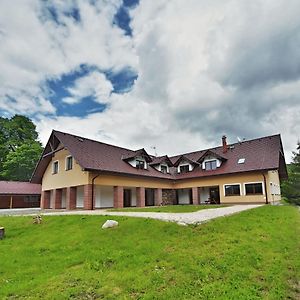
0;181;41;209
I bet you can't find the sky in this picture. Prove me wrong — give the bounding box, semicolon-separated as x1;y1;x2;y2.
0;0;300;162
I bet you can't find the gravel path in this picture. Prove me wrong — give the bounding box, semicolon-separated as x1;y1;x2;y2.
35;205;262;225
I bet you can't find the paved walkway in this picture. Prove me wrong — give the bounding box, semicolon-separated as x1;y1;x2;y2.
0;205;263;225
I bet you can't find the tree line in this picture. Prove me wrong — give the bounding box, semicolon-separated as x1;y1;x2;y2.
281;143;300;205
0;115;43;181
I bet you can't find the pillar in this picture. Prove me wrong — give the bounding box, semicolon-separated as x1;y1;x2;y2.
192;187;199;205
154;188;163;206
84;184;93;210
114;186;124;208
66;187;77;210
41;191;50;209
53;189;62;209
136;187;145;207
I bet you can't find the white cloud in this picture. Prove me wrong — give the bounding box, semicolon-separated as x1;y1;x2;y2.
1;0;300;162
62;71;113;104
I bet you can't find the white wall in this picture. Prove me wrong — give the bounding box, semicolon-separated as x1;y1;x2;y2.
178;189;190;204
95;186;114;208
199;187;210;203
76;185;84;208
61;189;66;208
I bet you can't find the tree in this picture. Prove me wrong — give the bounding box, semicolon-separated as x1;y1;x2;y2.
281;143;300;205
0;115;43;181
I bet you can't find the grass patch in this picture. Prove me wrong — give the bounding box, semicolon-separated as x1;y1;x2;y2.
108;204;227;213
0;206;299;299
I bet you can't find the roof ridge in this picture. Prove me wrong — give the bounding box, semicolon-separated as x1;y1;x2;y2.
53;130;137;153
169;133;281;159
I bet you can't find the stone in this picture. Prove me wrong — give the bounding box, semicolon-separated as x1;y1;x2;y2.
177;222;188;226
33;215;42;224
102;220;118;229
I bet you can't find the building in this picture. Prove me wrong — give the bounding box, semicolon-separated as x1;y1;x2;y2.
0;181;41;209
31;130;287;210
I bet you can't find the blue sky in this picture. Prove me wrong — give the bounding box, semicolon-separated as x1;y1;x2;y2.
0;0;300;161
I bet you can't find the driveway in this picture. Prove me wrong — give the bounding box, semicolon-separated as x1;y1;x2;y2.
1;204;263;225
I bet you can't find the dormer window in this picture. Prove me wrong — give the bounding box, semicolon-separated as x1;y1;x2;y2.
179;165;190;173
136;159;145;169
161;165;168;174
205;160;217;170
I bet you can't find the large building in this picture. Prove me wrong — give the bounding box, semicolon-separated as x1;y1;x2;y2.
31;130;287;210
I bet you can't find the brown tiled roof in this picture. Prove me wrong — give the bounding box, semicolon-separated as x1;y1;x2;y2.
0;181;41;195
31;131;287;183
149;155;173;166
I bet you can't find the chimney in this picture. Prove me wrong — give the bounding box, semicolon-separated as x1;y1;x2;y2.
222;135;227;153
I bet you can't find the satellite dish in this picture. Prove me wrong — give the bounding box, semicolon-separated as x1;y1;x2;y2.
237;136;242;143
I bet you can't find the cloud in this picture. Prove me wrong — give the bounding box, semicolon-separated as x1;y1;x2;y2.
1;0;300;162
62;71;113;104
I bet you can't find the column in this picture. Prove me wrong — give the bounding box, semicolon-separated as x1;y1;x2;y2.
154;188;163;206
192;187;199;205
53;189;62;209
41;191;50;209
84;184;93;210
66;187;77;210
113;186;124;208
136;187;145;207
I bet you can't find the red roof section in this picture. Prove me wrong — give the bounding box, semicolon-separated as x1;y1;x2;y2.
31;130;287;183
0;181;41;195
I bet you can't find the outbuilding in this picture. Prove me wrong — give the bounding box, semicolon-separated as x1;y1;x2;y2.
0;181;41;209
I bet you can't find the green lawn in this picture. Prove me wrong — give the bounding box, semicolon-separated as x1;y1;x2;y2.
0;206;299;299
108;204;227;213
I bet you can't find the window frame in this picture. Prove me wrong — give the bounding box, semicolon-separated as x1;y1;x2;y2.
65;155;73;171
244;182;264;195
223;183;241;197
205;159;217;171
160;164;169;174
52;160;59;174
136;159;145;169
179;164;190;173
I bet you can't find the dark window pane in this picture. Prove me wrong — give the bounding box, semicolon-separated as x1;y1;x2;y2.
136;160;145;169
161;165;168;173
180;165;190;173
205;160;217;170
245;183;263;195
66;156;73;170
225;184;240;196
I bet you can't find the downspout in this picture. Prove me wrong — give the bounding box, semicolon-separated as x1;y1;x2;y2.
262;173;268;204
91;174;100;210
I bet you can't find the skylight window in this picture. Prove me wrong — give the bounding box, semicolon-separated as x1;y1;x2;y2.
238;158;245;164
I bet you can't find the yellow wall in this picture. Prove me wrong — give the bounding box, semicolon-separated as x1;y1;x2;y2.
91;173;172;188
42;149;89;191
266;170;282;203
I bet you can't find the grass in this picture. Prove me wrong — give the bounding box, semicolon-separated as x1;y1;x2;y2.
0;205;299;299
108;204;227;213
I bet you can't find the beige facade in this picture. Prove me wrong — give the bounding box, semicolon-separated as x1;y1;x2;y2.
42;149;89;191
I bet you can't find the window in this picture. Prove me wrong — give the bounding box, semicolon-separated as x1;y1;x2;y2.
205;160;217;170
161;165;168;174
66;156;73;171
136;160;145;169
53;161;59;174
24;196;40;203
238;158;245;164
245;183;263;195
224;184;241;196
179;165;190;173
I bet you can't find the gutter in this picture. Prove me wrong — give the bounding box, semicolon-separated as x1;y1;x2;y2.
262;173;268;204
91;174;100;210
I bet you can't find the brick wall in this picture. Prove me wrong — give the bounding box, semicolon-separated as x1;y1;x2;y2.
0;195;40;209
162;189;176;205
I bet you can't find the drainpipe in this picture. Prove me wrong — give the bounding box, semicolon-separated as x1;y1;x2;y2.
262;173;268;204
91;174;100;210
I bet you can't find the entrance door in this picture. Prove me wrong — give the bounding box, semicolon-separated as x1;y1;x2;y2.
209;187;220;204
145;189;155;206
123;189;132;207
